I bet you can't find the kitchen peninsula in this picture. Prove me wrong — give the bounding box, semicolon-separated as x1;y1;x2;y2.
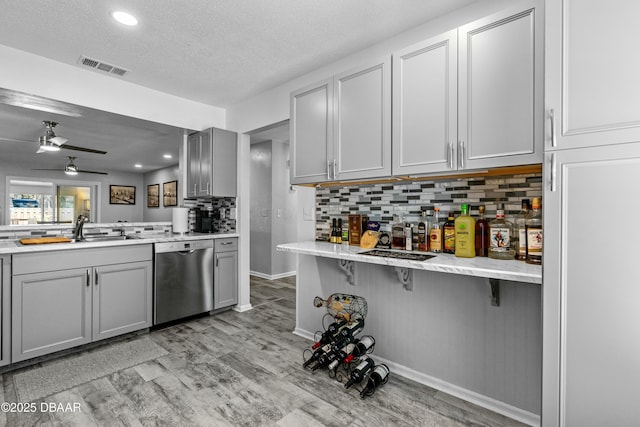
278;242;542;426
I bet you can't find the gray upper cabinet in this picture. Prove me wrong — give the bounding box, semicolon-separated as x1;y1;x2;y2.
393;3;542;177
334;57;391;181
392;30;458;175
290;57;391;184
546;0;640;150
187;127;237;197
290;78;333;184
458;4;543;170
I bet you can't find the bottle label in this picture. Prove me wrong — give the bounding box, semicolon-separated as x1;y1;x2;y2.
443;227;455;251
490;227;510;251
429;229;442;251
527;228;543;253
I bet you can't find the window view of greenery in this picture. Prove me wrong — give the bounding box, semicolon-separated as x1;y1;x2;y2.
9;180;92;225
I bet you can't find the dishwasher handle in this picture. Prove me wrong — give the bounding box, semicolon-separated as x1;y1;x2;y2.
177;249;197;255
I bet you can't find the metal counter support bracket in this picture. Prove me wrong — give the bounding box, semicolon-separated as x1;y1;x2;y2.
395;267;413;291
338;260;356;286
488;278;500;306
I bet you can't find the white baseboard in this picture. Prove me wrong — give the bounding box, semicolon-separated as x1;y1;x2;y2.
293;327;539;427
250;270;296;280
233;303;253;312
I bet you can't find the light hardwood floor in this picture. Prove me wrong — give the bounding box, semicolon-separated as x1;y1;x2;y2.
1;275;528;426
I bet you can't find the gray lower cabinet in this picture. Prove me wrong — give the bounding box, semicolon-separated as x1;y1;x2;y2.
0;256;11;367
11;245;152;363
214;238;238;310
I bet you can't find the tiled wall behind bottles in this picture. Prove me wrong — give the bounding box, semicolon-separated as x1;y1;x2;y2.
315;172;542;240
183;197;237;233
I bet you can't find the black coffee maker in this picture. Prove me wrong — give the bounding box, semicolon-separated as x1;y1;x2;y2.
194;208;218;233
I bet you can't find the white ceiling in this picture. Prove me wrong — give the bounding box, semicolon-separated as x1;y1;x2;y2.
0;0;478;175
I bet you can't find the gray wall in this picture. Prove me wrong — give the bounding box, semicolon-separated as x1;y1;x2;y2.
142;165;181;222
249;140;296;278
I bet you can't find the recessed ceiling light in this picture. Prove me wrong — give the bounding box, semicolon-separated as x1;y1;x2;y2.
163;154;172;159
134;164;142;168
111;11;138;26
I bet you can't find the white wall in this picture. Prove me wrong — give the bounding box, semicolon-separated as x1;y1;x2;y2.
143;165;181;222
0;44;225;131
270;141;296;275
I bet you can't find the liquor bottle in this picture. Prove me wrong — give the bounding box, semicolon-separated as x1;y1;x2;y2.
454;203;475;258
330;218;337;243
429;208;442;253
359;364;390;398
443;211;456;254
525;197;543;265
341;218;349;244
489;204;515;259
515;199;531;260
404;222;412;251
336;218;343;244
475;205;489;257
344;356;375;389
344;335;375;364
417;211;428;251
392;215;405;249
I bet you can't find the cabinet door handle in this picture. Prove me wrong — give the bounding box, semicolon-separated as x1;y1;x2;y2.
206;182;210;194
95;269;98;286
221;241;232;245
459;140;465;169
550;152;557;192
447;142;454;169
333;159;337;180
549;108;557;148
327;161;331;180
216;255;219;267
194;184;197;194
86;269;90;287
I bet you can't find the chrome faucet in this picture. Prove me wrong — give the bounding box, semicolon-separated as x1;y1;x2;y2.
73;215;88;241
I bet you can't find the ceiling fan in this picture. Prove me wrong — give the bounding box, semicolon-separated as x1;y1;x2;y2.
0;120;108;155
32;156;108;175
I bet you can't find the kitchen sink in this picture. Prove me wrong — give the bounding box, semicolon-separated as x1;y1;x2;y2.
360;249;436;261
73;235;142;243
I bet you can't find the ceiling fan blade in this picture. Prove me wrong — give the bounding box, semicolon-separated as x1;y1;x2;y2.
78;170;109;175
31;168;60;171
60;144;107;155
0;136;33;144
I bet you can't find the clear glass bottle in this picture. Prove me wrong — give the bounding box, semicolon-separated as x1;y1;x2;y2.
392;215;405;250
405;222;412;251
489;204;515;259
443;211;456;254
475;205;489;257
514;199;530;260
417;210;428;252
454;203;475;258
525;197;543;265
429;208;442;253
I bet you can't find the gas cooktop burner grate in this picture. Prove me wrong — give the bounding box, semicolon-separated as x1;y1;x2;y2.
360;249;436;261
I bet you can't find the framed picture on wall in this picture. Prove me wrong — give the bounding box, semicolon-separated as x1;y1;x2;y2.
110;185;136;205
163;180;177;207
147;184;159;208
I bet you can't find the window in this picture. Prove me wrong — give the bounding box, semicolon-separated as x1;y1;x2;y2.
7;178;98;225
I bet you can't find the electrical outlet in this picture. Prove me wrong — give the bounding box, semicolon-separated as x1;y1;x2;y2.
229;208;237;220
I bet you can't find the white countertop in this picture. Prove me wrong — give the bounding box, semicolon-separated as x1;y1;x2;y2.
277;241;542;284
0;232;238;255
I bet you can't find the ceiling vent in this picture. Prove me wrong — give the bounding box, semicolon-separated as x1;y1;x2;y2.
77;55;129;77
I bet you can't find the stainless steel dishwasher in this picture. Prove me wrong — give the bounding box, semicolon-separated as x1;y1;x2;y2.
154;239;214;325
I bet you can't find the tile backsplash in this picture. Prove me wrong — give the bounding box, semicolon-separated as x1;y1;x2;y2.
183;197;237;233
315;172;542;240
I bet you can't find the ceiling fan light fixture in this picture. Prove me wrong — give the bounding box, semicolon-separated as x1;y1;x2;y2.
38;135;61;152
65;157;79;175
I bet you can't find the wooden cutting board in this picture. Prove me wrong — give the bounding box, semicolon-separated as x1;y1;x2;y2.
19;236;72;245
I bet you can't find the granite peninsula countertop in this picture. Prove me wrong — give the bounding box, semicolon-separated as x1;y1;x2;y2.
0;232;238;255
277;241;542;284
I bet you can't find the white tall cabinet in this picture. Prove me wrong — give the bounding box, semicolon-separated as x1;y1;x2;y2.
543;1;640;425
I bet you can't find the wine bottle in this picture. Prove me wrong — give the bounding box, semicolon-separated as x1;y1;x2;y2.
343;335;375;364
303;342;332;369
334;319;364;341
475;205;489;257
359;364;390;398
311;319;348;349
417;210;428;251
330;218;337;243
336;218;343;244
312;334;359;371
327;342;358;371
344;356;375;389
